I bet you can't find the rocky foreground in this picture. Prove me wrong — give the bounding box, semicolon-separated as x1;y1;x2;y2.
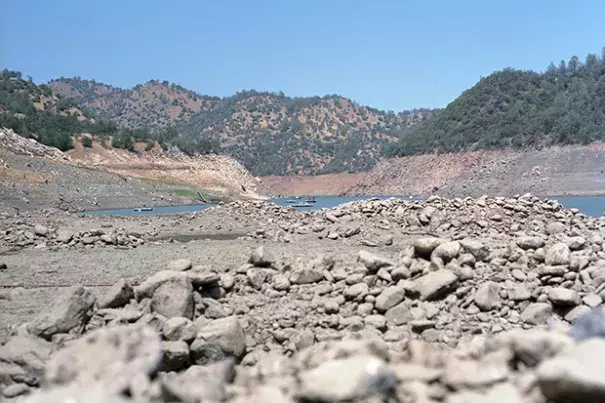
3;195;605;402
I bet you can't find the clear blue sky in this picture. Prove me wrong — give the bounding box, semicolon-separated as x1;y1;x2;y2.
2;0;605;111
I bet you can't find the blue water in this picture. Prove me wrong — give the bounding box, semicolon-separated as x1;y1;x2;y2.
82;195;605;217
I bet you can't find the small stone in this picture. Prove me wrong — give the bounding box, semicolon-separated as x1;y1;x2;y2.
414;237;445;258
357;250;394;273
151;277;194;319
162;317;197;342
548;288;580;306
545;243;571;266
415;270;458;301
474;281;501;311
190;317;246;365
248;246;275;268
160;341;190;372
97;279;134;309
516;236;545;250
167;259;192;271
374;286;405;312
520;303;553;325
2;383;30;398
34;225;48;236
583;294;603;308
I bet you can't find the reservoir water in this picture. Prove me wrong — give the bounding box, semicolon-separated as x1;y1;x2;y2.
83;195;605;218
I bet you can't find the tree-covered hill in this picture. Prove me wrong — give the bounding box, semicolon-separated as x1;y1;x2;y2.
387;48;605;157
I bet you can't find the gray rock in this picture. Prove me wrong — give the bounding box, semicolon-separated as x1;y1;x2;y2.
56;230;73;243
508;285;531;301
0;335;53;386
460;239;490;261
190;317;246;365
249;246;275;268
516;236;545;250
159;341;190;372
583;294;603;308
413;237;445;258
431;241;461;265
289;265;324;285
566;236;587;251
474;281;501;311
520;303;553;325
135;271;219;300
537;338;605;402
97;279;134;309
548;287;580;306
374;286;405;312
162;317;197;342
546;221;567;235
272;274;291;291
357;250;394;273
565;305;592;324
20;384;129;403
28;285;96;340
296;355;397;402
415;270;458;301
99;234;116;244
344;283;369;300
2;383;30;398
159;360;235;403
44;324;162;394
545;243;571;266
569;307;605;340
167;258;192;271
151;277;194;319
33;225;48;236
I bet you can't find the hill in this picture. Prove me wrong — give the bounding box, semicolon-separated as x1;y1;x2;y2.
387;48;605;157
50;78;436;175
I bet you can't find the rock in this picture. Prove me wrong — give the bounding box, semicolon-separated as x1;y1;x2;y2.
583;294;603;308
357;250;394;273
159;360;235;403
99;234;116;244
289;267;324;286
520;303;553;325
460;239;490;261
474;281;501;311
546;221;567;235
516;236;545;250
565;306;592;324
28;285;96;340
374;286;405;312
151;277;194;319
249;246;275;268
44;324;162;393
0;335;53;386
414;237;445;258
97;279;134;309
160;341;190;372
415;270;458;301
33;225;48;236
344;283;369;300
343;226;361;238
431;241;461;265
162;317;197;342
190;317;246;365
2;383;30;398
20;384;129;403
135;271;218;300
492;329;574;367
508;285;531;301
167;258;192;271
569;307;605;341
545;243;571;266
272;274;291;291
548;287;580;306
296;355;397;402
566;236;587;251
537;338;605;402
56;230;73;243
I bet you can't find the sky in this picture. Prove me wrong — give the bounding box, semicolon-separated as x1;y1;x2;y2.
2;0;605;111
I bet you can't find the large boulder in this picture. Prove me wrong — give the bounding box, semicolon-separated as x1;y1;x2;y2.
28;285;96;340
415;270;458;301
44;324;162;394
0;336;53;386
190;317;246;365
151;277;194;319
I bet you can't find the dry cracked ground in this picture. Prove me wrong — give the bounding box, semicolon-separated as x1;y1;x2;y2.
3;195;605;402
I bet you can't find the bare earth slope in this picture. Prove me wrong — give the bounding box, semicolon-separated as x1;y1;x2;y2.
0;128;268;212
345;144;605;197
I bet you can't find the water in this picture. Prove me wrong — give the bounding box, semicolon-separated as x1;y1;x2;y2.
82;195;605;217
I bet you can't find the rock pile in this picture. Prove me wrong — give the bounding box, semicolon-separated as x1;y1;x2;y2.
0;223;145;251
3;194;605;402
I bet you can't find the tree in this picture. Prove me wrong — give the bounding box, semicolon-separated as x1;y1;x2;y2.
81;136;93;148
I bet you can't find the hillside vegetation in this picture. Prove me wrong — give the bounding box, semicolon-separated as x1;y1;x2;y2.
50;78;435;175
387;48;605;157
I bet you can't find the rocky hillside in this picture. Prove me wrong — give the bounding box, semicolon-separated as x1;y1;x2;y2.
50;78;436;175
